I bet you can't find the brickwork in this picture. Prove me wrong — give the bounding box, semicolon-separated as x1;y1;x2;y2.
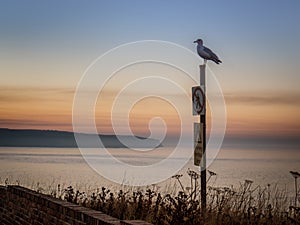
0;186;152;225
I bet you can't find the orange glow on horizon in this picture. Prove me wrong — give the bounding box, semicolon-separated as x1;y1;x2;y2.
0;87;299;142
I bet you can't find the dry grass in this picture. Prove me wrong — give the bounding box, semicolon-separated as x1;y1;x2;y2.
42;169;300;225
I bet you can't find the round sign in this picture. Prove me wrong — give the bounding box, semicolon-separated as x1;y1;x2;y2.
192;86;205;114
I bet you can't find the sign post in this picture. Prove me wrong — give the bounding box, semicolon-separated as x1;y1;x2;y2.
199;64;206;211
191;64;206;210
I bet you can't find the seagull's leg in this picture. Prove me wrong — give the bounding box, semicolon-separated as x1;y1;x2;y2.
204;59;207;65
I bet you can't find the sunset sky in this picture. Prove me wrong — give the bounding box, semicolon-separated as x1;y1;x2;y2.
1;0;299;149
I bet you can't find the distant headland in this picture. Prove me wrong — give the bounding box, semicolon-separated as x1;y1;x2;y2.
0;128;162;148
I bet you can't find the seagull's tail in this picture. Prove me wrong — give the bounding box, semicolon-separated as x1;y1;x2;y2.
213;59;222;64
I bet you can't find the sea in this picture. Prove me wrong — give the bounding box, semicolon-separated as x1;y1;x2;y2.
0;147;299;198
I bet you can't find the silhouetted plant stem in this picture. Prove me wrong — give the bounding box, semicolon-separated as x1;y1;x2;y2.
290;171;300;207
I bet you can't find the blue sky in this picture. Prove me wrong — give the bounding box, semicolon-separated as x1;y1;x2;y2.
1;0;299;90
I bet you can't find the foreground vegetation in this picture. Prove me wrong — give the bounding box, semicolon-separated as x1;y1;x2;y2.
44;169;299;225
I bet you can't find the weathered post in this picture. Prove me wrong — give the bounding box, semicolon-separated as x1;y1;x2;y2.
200;64;206;211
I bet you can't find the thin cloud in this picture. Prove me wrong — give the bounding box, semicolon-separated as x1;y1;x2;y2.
225;93;300;105
0;86;75;103
0;118;71;127
0;94;34;102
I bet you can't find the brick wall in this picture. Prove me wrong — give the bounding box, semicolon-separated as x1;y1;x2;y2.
0;185;152;225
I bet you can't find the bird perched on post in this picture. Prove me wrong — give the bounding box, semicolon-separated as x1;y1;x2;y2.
194;39;222;64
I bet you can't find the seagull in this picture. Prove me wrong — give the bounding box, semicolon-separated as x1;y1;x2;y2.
194;39;222;64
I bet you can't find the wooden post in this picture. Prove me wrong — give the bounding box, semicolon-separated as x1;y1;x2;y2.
200;64;206;211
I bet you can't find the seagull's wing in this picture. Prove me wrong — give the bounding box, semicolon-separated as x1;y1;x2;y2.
203;47;219;60
203;47;221;62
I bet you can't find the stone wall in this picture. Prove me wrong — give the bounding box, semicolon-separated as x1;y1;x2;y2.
0;185;152;225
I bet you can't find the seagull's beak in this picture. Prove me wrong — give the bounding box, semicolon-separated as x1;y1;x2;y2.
193;40;197;43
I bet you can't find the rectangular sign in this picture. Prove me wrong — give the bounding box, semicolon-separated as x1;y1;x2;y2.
194;123;203;166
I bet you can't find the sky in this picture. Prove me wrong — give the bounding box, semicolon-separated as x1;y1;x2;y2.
0;0;299;149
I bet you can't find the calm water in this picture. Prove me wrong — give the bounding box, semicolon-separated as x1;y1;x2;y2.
0;147;299;196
